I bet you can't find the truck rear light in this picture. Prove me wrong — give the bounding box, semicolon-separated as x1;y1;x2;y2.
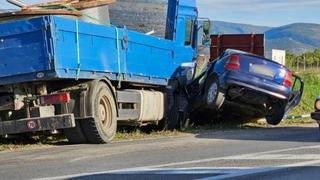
283;71;293;87
40;92;70;105
225;54;240;70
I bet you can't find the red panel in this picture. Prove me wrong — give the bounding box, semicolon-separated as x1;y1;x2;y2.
210;34;264;60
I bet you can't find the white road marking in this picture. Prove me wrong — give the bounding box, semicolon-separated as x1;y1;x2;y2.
33;144;320;180
199;159;320;180
221;154;320;160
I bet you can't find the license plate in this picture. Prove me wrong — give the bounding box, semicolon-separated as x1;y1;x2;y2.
250;64;276;78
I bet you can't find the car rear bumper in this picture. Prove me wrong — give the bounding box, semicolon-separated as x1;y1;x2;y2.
223;71;291;100
0;114;75;135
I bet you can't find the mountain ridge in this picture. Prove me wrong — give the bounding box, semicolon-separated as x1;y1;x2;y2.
211;21;320;55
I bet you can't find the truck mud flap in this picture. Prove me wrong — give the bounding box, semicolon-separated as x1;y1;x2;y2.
0;114;75;135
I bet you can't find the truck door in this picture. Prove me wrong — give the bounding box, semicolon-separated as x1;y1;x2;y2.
174;16;197;65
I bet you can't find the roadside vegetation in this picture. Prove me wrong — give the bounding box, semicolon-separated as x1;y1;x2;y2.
286;49;320;71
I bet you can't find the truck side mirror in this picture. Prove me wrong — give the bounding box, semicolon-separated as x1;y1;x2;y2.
202;20;211;47
197;18;211;47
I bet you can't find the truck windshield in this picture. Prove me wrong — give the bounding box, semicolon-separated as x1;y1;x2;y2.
109;0;168;38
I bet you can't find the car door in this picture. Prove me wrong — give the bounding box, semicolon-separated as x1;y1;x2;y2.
285;74;304;115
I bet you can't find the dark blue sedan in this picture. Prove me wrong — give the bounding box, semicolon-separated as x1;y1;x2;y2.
188;49;304;125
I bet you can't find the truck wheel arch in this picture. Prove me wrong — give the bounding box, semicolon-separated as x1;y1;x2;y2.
83;78;118;118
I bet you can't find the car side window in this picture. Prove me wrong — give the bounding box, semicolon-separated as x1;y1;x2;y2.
185;17;194;46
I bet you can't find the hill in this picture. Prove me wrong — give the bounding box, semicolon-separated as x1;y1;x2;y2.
211;21;320;54
265;23;320;54
212;21;271;34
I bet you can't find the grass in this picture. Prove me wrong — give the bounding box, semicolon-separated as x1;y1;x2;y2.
0;117;316;152
0;129;186;152
0;135;65;152
115;128;184;141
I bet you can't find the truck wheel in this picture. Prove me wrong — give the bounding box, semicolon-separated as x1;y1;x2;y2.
82;82;117;144
166;93;188;130
205;75;225;110
60;100;88;144
266;103;285;125
64;120;87;144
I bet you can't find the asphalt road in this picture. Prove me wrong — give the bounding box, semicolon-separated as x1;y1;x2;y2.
1;123;320;180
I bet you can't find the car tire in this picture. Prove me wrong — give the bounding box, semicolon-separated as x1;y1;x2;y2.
81;82;117;144
205;74;225;110
266;102;285;125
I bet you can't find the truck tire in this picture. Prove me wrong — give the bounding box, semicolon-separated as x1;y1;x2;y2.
205;74;225;110
266;102;285;125
64;120;87;144
81;82;117;144
61;100;88;144
166;93;188;130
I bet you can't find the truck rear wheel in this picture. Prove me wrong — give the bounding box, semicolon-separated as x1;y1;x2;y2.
61;99;88;144
82;82;117;144
64;120;87;144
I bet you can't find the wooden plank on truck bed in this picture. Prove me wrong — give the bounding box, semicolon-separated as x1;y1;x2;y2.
29;0;116;10
0;9;81;19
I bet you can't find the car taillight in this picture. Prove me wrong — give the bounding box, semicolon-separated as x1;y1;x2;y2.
283;71;293;87
225;54;240;70
40;92;70;105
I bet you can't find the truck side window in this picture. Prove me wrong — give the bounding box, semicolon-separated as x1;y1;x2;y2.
185;18;194;46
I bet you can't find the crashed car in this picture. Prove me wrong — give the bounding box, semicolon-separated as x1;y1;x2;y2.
188;49;304;125
311;97;320;127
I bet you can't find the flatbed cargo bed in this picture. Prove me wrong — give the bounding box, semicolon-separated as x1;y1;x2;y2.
0;15;192;86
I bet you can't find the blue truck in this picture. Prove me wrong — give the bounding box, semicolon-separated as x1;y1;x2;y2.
0;0;205;143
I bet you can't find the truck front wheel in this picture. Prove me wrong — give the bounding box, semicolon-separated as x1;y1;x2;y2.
82;82;117;144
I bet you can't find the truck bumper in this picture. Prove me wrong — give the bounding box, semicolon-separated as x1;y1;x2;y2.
0;114;75;135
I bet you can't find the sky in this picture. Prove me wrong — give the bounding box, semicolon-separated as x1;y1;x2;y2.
197;0;320;27
0;0;320;27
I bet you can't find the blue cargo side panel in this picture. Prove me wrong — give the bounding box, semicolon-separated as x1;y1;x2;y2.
125;31;174;78
52;17;125;79
52;16;176;85
0;17;51;79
